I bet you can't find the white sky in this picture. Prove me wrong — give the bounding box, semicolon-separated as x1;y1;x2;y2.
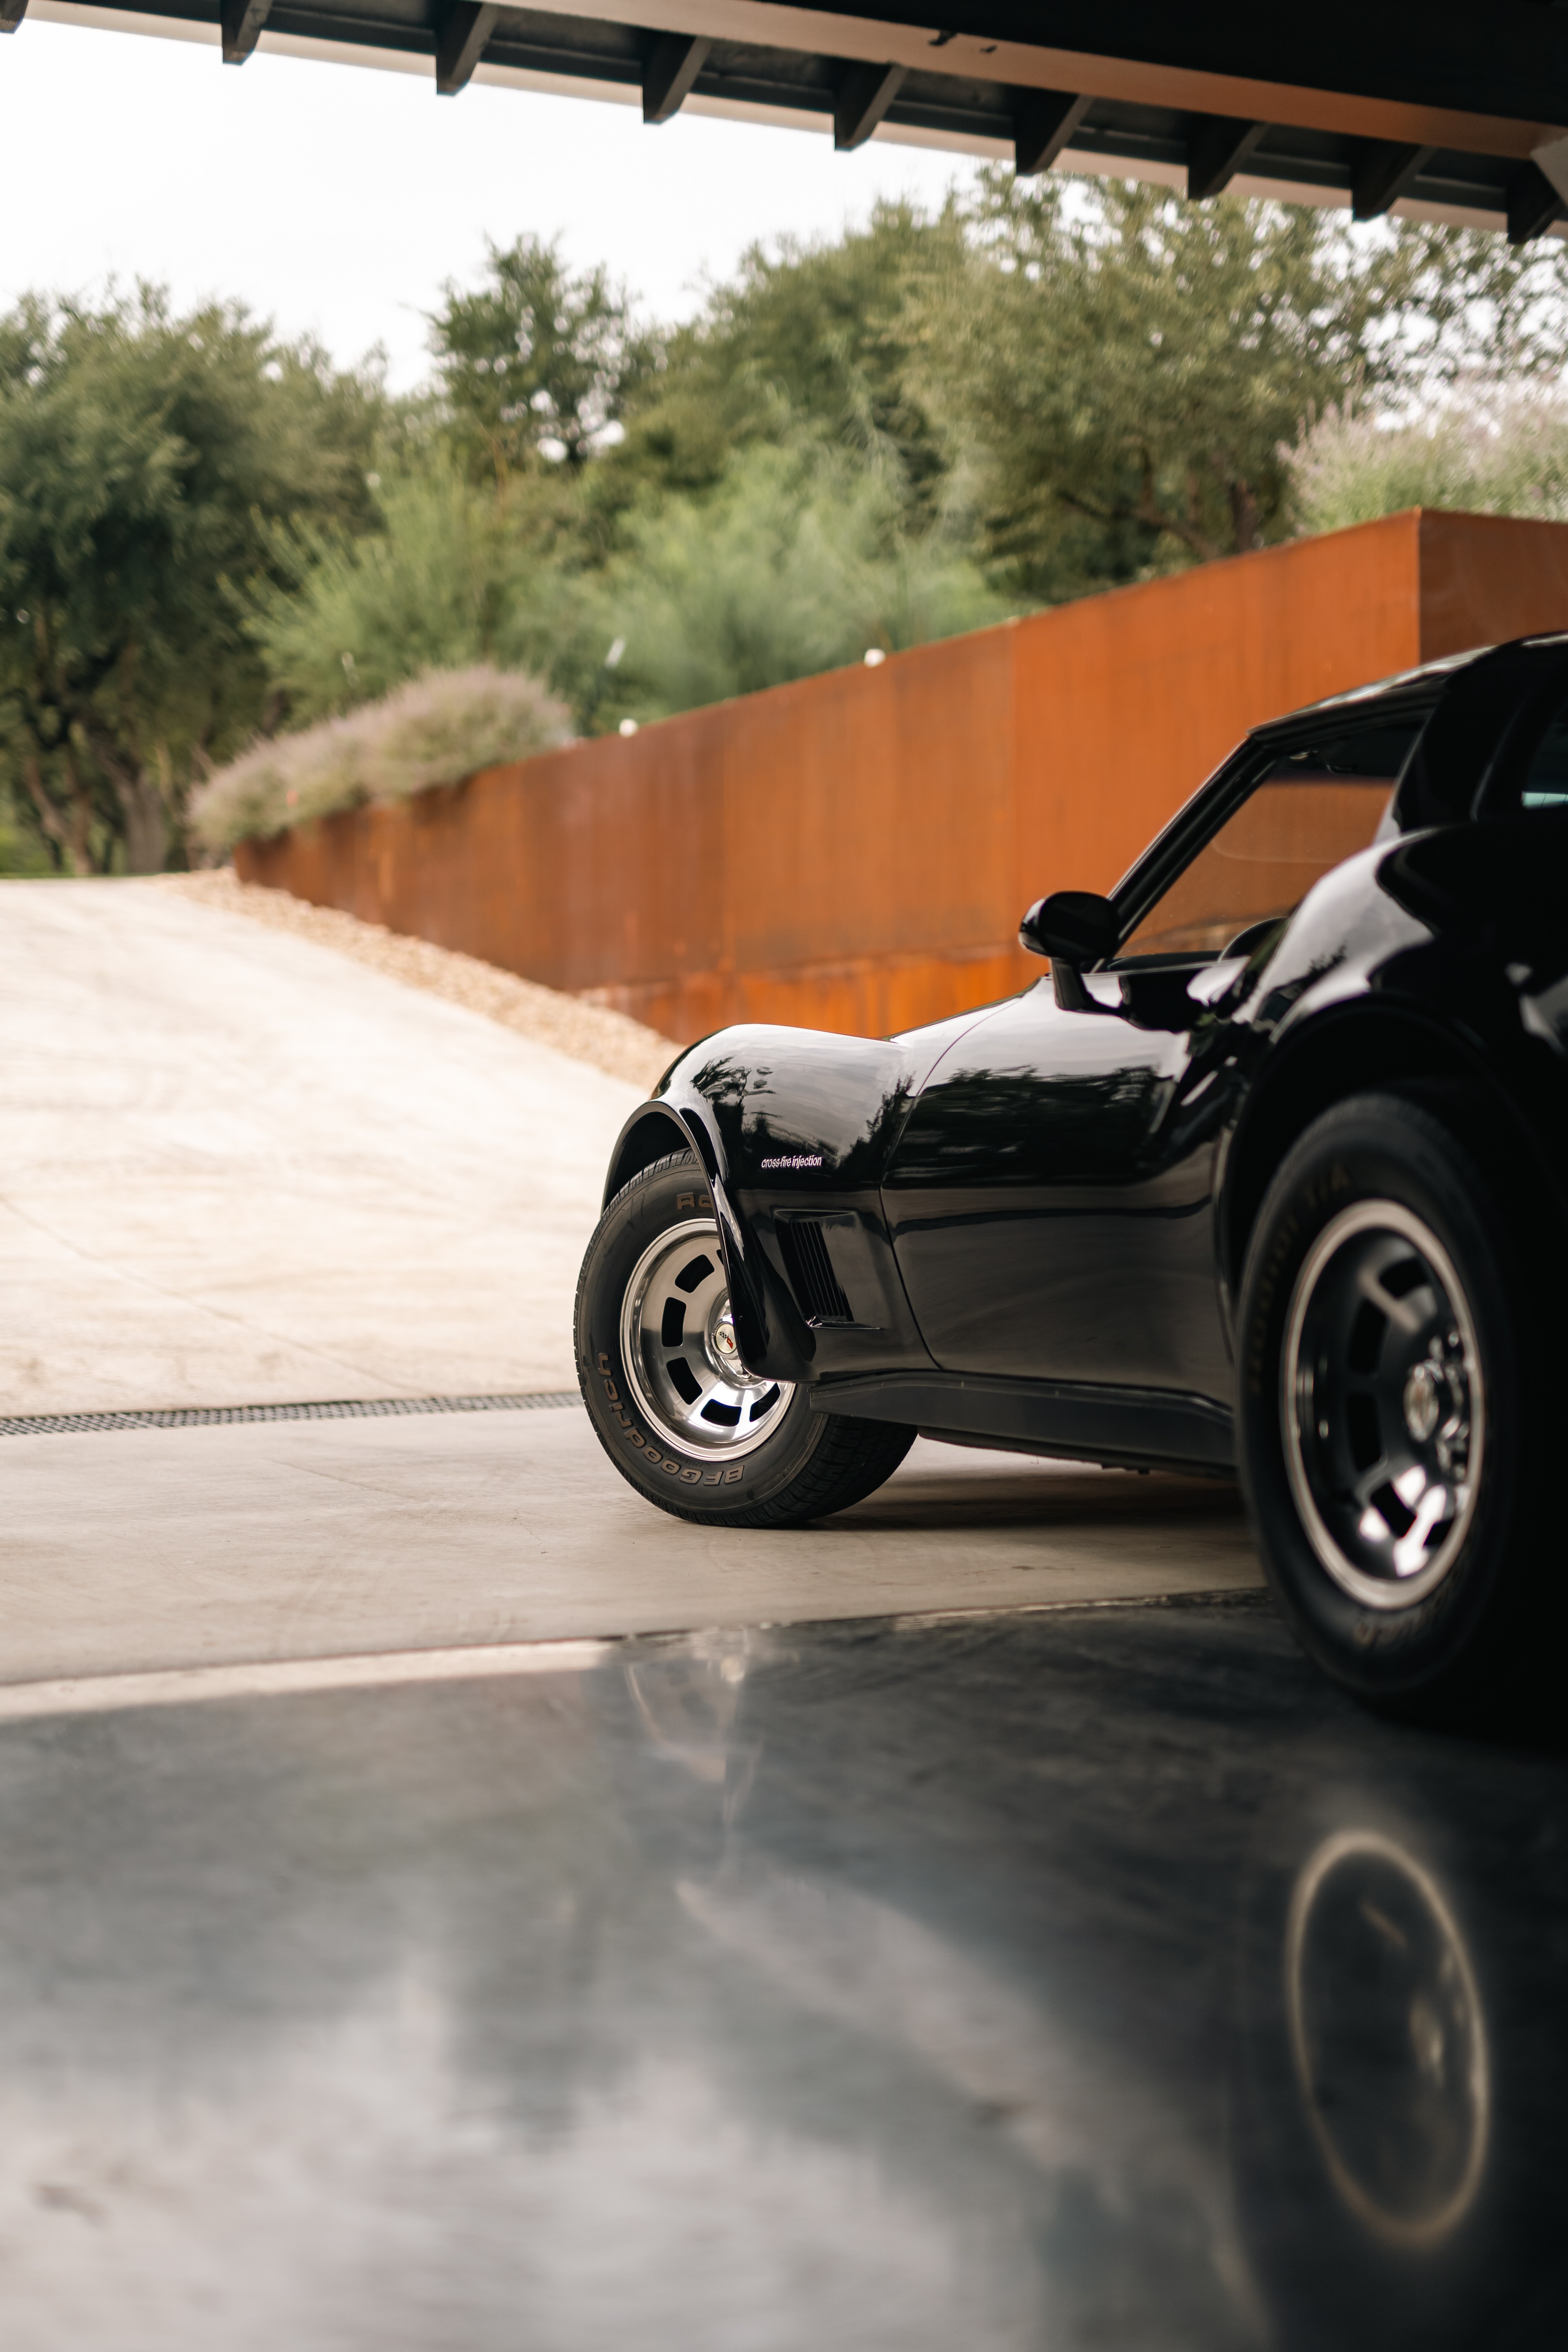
0;17;973;388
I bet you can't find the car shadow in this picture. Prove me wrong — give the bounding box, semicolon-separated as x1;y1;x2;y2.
827;1449;1246;1534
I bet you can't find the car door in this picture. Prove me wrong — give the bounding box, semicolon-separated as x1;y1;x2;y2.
881;715;1424;1405
880;962;1234;1399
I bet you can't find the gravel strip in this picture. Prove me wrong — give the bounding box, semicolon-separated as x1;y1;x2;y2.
154;871;680;1091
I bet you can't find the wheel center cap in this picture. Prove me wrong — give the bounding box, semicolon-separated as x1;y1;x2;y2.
1402;1361;1442;1445
707;1302;757;1384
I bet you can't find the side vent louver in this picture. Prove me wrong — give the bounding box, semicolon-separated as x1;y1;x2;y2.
779;1218;854;1327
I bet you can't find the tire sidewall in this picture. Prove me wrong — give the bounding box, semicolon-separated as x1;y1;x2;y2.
1237;1094;1524;1705
575;1156;830;1519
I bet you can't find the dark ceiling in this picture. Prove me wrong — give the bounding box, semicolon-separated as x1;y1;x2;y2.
9;0;1568;241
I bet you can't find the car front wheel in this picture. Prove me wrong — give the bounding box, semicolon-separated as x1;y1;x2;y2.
575;1150;914;1526
1237;1090;1546;1715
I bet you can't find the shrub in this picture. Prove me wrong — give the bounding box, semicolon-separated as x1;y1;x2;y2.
1287;390;1568;532
247;466;518;726
190;664;571;852
581;443;1007;728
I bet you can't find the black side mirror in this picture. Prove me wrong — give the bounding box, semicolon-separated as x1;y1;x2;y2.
1018;891;1119;966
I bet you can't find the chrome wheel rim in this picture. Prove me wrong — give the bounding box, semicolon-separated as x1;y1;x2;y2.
1282;1200;1483;1610
620;1218;793;1460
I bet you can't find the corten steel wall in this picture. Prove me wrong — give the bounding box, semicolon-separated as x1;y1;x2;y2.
237;509;1568;1045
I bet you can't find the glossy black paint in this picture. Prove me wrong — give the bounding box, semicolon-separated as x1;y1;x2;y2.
608;1012;989;1387
604;635;1568;1470
1018;889;1118;964
881;978;1232;1410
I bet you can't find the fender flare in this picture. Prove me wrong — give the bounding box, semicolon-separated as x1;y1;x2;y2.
598;1101;789;1374
601;1102;705;1209
1218;998;1568;1308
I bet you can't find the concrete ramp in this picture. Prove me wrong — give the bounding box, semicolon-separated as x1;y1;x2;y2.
0;880;639;1415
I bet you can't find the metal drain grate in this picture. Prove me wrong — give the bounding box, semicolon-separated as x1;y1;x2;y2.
0;1392;583;1437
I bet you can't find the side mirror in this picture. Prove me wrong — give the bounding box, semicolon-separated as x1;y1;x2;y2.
1018;891;1119;967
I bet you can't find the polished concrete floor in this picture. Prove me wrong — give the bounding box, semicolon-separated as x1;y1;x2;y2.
0;1598;1557;2351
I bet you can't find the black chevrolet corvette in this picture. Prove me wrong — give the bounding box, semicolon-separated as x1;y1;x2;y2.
577;634;1568;1710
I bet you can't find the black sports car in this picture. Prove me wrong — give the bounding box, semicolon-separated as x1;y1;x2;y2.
577;634;1568;1711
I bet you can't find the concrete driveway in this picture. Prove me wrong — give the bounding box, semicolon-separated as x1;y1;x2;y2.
0;880;635;1414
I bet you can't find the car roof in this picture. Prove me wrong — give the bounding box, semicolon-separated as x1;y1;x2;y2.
1247;632;1568;743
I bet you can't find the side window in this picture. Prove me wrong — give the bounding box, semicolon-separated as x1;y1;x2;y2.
1518;699;1568;809
1117;720;1421;963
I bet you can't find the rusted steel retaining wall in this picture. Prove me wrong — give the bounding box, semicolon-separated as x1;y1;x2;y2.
237;510;1568;1044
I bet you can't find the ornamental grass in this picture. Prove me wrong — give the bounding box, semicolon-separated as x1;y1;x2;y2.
190;664;572;853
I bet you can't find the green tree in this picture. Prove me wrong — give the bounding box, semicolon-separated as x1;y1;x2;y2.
251;463;517;726
0;776;52;876
603;200;960;521
430;235;654;489
248;455;589;726
579;443;1005;728
918;172;1568;599
0;288;380;872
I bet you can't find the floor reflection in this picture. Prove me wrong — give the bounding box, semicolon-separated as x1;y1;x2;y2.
1283;1826;1488;2251
0;1599;1559;2348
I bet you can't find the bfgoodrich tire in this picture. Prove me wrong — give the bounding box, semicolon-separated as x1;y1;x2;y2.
574;1150;915;1528
1236;1090;1549;1715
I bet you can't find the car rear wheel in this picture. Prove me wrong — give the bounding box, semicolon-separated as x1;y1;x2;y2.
575;1150;915;1526
1237;1091;1547;1715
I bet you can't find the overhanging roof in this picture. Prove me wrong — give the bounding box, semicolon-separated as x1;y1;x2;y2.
14;0;1568;242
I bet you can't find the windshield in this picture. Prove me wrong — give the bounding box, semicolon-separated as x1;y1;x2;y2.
1117;720;1422;962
